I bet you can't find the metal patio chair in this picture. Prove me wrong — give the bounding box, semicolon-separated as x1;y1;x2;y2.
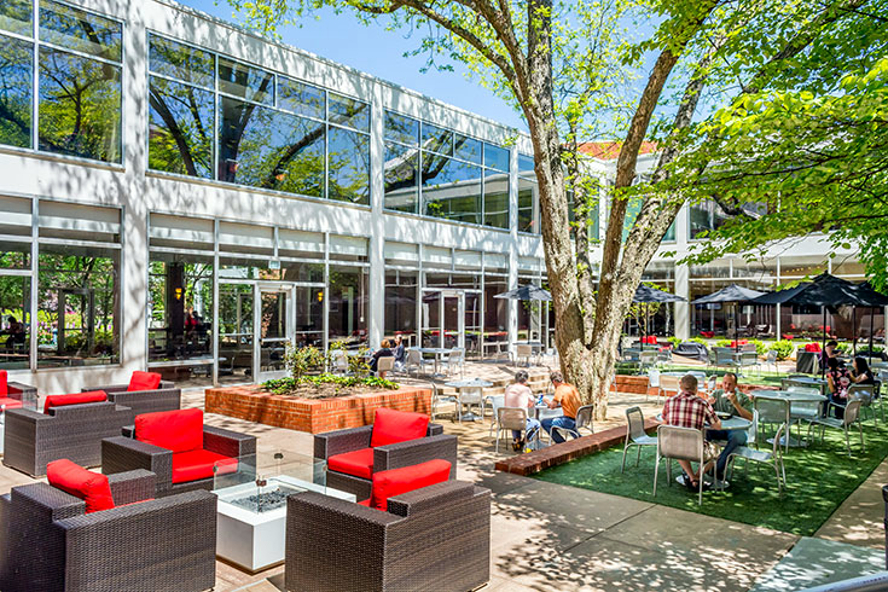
549;404;594;442
621;406;657;473
653;424;707;506
495;407;539;453
807;399;864;457
727;412;786;494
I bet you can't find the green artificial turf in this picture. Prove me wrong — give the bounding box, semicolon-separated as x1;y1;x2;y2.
533;417;888;536
658;365;787;387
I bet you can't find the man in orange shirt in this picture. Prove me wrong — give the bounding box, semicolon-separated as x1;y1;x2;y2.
541;371;582;443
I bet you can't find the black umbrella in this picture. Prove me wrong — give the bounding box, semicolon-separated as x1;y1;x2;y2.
632;285;686;350
494;284;552;302
691;283;767;351
856;282;888;363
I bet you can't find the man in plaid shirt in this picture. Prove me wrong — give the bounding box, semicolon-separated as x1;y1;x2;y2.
661;374;722;491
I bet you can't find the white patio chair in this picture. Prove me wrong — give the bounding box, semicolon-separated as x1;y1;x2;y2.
807;399;864;457
495;407;539;453
514;344;533;367
375;356;395;379
456;385;484;423
762;349;778;374
659;375;681;399
404;348;429;377
621;406;657;473
786;386;823;442
430;382;456;422
443;348;465;377
550;404;595;442
330;349;349;375
727;413;786;494
486;394;505;439
648;368;661;401
654;424;707;506
848;383;878;426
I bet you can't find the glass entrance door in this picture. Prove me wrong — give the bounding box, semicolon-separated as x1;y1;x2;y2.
218;283;254;384
256;287;292;381
421;289;466;350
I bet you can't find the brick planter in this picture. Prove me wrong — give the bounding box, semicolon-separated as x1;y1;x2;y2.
610;374;649;395
204;385;432;434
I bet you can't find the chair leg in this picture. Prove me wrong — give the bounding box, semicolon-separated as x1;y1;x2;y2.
636;444;642;467
845;427;852;457
620;442;630;473
775;462;783;494
859;422;865;453
653;456;660;496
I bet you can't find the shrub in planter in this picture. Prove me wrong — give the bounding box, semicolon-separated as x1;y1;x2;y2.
769;340;794;361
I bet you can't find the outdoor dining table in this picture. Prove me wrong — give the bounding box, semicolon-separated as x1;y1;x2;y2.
785;376;827;392
750;389;827;451
413;347;451;377
444;378;492;422
655;414;752;432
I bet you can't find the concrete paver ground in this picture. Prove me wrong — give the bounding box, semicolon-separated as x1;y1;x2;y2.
0;368;879;591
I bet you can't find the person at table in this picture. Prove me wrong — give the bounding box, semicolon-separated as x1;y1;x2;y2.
850;356;875;385
2;315;25;351
661;374;722;492
392;334;407;370
369;339;394;376
706;372;753;488
826;356;852;419
820;340;839;371
504;370;541;452
540;371;582;444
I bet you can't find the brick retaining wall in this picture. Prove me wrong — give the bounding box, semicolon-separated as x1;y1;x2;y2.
205;385;432;434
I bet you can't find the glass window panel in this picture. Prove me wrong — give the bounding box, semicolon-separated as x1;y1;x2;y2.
518;153;535;176
295;285;324;347
147;253;213;363
281;261;324;283
0;0;32;37
328;265;368;348
328;92;369;132
278;76;324;120
662;219;676;242
422;123;452;156
484;276;509;342
148;76;214;178
328;126;370;205
384;141;419;214
0;275;30;371
218;97;325;197
37;243;120;367
218;56;273;105
517;176;536;233
0;240;30;269
384;110;418;146
0;35;33;149
454;134;482;164
421;155;482;224
38;47;121;163
484;144;509;171
483;169;509;229
384;272;417;338
39;0;121;62
148;35;214;88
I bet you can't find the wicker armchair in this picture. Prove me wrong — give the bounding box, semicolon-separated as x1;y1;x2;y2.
315;422;457;500
102;423;256;497
285;480;490;592
2;378;37;409
0;469;216;592
81;380;180;416
3;401;133;477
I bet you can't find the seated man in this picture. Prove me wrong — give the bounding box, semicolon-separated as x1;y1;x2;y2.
504;370;541;452
706;372;753;488
661;374;722;492
540;371;582;444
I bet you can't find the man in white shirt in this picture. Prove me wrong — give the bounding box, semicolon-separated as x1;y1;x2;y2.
503;370;541;451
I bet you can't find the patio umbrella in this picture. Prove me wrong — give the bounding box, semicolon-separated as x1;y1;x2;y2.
691;284;767;351
494;284;552;302
856;282;888;363
632;285;686;349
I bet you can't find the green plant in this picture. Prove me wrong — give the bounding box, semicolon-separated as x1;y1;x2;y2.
689;337;708;345
834;343;850;354
261;372;399;396
614;361;640;375
283;344;325;382
666;336;682;348
348;347;371;378
749;339;767;357
715;339;732;348
769;340;794;361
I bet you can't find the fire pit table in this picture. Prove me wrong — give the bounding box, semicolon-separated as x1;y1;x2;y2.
212;451;355;572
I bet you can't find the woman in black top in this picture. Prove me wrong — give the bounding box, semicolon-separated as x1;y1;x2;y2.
370;339;394;374
852;356;875;385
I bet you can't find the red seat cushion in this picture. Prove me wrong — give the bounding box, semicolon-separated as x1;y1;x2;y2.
171;449;238;484
327;447;374;479
357;498;371;507
0;369;6;396
128;371;162;392
0;398;22;410
135;408;203;453
46;459;115;513
369;459;452;511
370;408;430;448
43;391;108;414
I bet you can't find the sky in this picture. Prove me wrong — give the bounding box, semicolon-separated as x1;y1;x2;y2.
182;1;529;130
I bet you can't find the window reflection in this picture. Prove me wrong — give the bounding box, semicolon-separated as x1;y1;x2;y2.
0;36;33;149
0;275;30;371
329;266;368;348
328;126;370;204
517;177;536;233
454;134;482;164
422;155;483;224
39;47;122;163
483;170;509;229
484;144;509;171
148;35;214;89
0;0;32;37
148;253;213;363
218;57;274;105
39;0;122;62
422;123;452;155
218;96;325;197
384;142;419;213
149;76;214;178
329;93;369;132
384;111;418;145
279;76;324;120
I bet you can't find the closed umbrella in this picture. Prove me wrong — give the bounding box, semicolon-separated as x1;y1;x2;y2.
691;284;767;351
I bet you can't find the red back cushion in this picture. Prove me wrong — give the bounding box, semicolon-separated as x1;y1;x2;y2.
128;371;162;392
46;459;115;513
135;408;203;453
43;391;108;414
370;408;430;448
369;459;451;511
0;369;6;396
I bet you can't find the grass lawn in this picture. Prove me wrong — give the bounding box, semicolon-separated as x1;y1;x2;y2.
533;416;887;536
659;364;788;387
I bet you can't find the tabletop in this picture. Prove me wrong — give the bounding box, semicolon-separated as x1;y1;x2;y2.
655;414;751;431
445;379;493;389
750;389;826;403
785;376;826;385
413;347;451;355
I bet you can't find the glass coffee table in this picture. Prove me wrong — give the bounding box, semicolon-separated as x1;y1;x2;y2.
212;450;355;572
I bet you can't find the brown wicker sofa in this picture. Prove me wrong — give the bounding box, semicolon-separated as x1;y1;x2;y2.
0;469;216;592
314;412;458;500
80;380;180;416
102;408;257;497
285;480;491;592
3;399;133;477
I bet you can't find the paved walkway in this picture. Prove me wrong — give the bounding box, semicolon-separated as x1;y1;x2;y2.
0;376;881;591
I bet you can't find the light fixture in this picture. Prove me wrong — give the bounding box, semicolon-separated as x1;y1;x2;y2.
317;291;324;302
175;287;183;301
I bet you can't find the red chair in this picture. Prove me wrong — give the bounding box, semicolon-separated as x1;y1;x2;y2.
0;369;36;411
101;408;255;497
315;408;458;500
82;371;181;416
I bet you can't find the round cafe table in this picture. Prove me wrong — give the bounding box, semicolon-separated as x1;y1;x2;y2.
444;378;492;422
655;414;751;432
413;347;451;377
750;389;826;451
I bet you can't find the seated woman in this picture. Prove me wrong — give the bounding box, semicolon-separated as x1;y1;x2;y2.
370;339;395;376
851;356;875;385
826;357;852;419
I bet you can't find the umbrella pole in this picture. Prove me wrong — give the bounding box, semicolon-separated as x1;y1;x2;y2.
853;307;857;357
822;307;827;378
735;304;739;353
870;307;876;364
